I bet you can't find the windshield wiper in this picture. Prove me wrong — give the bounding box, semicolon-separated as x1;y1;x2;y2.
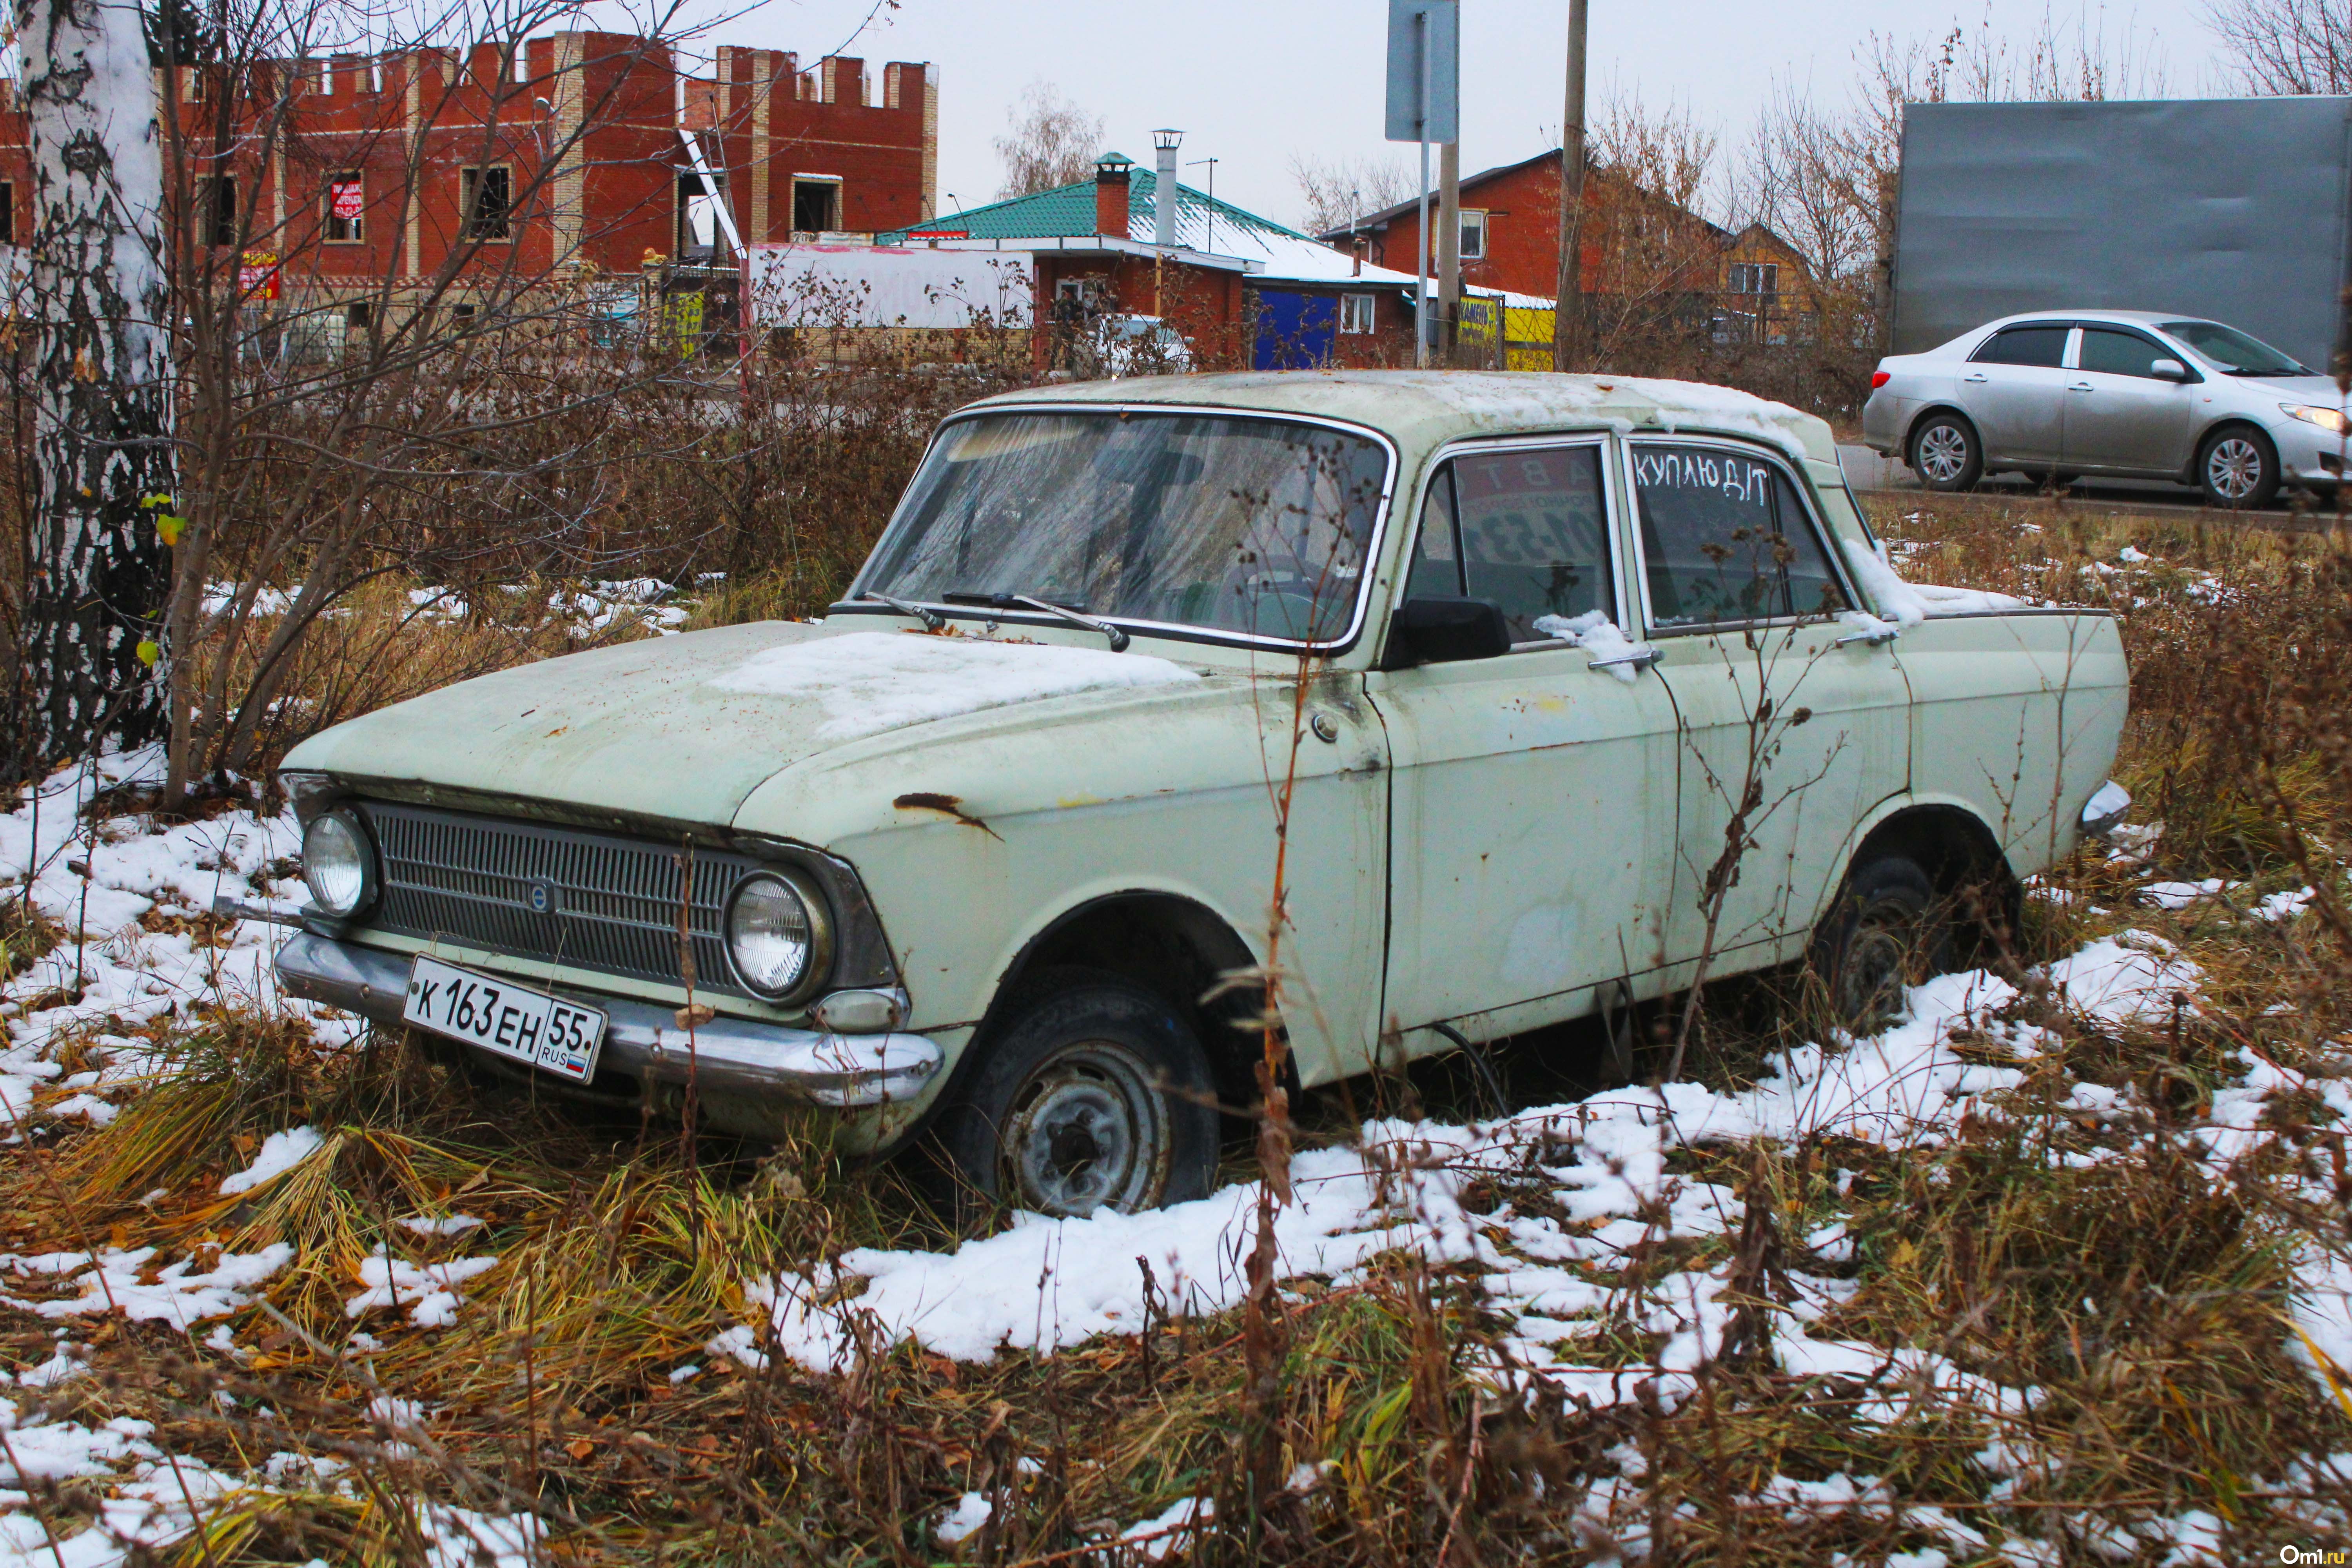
943;589;1130;652
859;588;944;630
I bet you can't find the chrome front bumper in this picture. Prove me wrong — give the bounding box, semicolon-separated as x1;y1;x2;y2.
274;931;944;1109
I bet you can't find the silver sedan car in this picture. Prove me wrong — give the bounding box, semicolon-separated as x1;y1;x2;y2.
1861;309;2347;508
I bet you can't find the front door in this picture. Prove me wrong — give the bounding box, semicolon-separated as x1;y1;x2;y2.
1624;439;1911;979
1961;322;2074;467
1369;437;1680;1049
2062;326;2199;474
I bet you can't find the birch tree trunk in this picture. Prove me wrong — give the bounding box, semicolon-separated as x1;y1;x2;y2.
10;0;175;780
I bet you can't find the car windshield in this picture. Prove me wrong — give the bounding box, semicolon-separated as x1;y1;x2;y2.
2160;320;2309;377
858;410;1391;644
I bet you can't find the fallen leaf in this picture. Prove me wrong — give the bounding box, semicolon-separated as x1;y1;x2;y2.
566;1438;596;1461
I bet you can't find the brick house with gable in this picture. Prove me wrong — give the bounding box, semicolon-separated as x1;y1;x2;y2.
1322;148;1829;347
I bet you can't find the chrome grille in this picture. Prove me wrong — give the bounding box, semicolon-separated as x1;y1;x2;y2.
359;803;761;998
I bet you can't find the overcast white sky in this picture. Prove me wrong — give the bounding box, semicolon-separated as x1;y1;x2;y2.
646;0;2226;229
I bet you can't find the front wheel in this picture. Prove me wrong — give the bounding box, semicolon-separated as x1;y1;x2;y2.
1909;413;1983;492
944;971;1219;1218
1808;855;1947;1032
2197;426;2279;510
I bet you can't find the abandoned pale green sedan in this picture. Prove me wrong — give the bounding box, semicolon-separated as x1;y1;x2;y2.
275;372;2129;1215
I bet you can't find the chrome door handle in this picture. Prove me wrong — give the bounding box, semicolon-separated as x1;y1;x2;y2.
2067;381;2094;392
1961;372;1988;383
1586;646;1663;671
1835;626;1899;647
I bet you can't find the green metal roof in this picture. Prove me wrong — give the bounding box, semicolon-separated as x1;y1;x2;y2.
881;170;1315;252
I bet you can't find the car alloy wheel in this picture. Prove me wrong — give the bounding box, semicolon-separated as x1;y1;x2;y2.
1910;416;1981;492
2205;436;2265;503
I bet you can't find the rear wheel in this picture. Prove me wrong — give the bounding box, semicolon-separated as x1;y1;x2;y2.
1809;855;1947;1032
1909;413;1983;492
944;971;1219;1218
2198;426;2279;510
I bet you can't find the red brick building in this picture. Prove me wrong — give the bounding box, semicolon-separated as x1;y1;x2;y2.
1322;149;1828;343
0;36;936;322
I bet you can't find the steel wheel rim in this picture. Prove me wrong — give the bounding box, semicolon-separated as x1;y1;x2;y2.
1918;425;1969;484
2207;438;2262;501
1003;1041;1169;1216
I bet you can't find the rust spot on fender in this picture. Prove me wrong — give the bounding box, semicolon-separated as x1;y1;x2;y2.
893;791;1003;840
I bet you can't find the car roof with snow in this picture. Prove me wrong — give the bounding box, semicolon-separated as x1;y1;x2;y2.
968;370;1838;468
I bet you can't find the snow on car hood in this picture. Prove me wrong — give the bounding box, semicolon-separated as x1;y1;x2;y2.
281;621;1201;828
706;632;1198;744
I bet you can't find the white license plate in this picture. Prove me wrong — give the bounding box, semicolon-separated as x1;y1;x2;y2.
401;956;606;1083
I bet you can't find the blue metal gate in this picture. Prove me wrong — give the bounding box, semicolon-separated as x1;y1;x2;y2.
1253;290;1339;370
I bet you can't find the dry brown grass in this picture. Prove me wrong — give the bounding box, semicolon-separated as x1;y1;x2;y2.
0;487;2348;1563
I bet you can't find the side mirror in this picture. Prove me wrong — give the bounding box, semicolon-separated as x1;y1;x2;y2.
1390;596;1511;665
2150;357;2190;382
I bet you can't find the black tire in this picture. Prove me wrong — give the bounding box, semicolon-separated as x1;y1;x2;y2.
2196;425;2280;510
944;970;1218;1218
1908;412;1983;492
1808;855;1947;1032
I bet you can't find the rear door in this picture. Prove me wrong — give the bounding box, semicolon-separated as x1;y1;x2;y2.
1960;323;2074;466
1627;439;1911;977
2062;326;2199;475
1368;437;1680;1047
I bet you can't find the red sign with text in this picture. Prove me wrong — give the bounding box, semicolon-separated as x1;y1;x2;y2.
239;251;280;300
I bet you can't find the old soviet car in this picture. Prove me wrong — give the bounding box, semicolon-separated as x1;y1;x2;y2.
276;372;2130;1217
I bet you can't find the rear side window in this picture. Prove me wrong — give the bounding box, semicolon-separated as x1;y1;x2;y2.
1632;444;1849;629
2079;328;2174;378
1411;446;1614;643
1971;325;2070;367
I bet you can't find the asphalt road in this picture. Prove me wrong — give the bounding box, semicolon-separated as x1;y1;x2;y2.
1836;443;2343;528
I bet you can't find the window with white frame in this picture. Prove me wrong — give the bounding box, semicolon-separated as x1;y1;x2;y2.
1339;293;1376;335
1459;209;1487;261
1727;261;1779;295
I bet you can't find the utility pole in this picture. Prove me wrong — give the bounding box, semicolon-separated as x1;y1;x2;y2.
1551;0;1587;373
1438;140;1460;366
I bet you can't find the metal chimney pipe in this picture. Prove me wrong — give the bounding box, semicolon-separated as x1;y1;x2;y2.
1151;128;1182;248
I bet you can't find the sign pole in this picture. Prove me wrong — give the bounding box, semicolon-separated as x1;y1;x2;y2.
1388;0;1457;370
1415;8;1431;369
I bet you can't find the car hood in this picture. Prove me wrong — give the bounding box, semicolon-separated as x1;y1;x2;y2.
280;620;1210;829
2234;372;2346;403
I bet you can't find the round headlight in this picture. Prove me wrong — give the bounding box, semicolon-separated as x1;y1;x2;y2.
726;871;830;1000
302;810;374;918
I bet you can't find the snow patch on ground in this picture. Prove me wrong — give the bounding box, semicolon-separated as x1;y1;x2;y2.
715;953;2177;1406
1;752;360;1120
0;1245;293;1328
346;1247;502;1329
218;1126;325;1194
